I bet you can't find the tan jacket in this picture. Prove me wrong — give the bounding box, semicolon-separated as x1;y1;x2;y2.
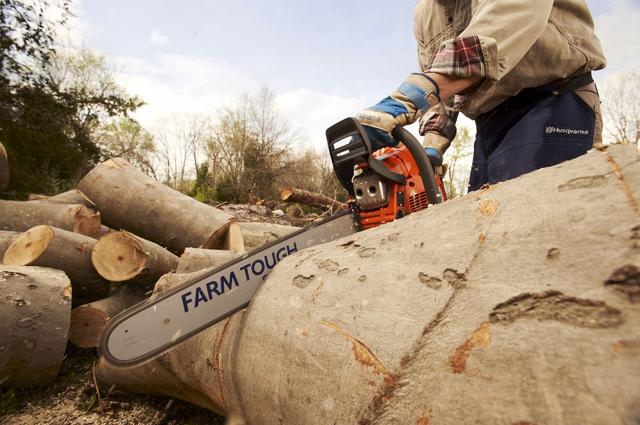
414;0;607;119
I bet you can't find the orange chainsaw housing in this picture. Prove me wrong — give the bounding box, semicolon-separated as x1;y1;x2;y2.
355;146;446;230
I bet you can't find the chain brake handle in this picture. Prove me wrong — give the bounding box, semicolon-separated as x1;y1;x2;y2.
325;118;442;204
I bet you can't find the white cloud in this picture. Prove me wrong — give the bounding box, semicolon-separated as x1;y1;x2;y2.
112;53;262;128
150;30;168;47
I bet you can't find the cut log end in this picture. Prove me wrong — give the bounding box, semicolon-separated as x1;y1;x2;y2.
92;231;148;281
224;221;245;253
69;305;109;348
3;225;54;266
73;205;101;239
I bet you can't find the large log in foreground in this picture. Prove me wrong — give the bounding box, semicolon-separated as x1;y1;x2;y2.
0;265;71;388
97;145;640;424
0;200;101;239
3;226;110;305
77;158;234;254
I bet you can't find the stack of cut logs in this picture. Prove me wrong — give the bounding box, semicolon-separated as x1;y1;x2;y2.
0;156;299;388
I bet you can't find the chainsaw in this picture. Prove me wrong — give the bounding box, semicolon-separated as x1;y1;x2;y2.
100;117;446;366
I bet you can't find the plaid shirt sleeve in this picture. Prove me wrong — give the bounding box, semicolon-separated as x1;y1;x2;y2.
428;36;487;79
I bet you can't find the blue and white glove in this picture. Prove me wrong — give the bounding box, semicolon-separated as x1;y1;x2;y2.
356;73;441;150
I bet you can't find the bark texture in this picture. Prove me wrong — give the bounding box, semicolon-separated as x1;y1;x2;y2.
177;248;243;274
77;158;233;254
3;225;110;305
91;230;179;288
0;265;72;388
280;187;347;210
237;221;299;252
97;145;640;425
69;287;146;348
0;230;21;261
0;142;8;191
38;189;97;209
96;272;230;414
0;200;101;239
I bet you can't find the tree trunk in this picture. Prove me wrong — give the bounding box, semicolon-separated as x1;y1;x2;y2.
0;230;21;261
69;287;146;348
0;142;8;191
0;265;71;388
3;225;110;306
177;248;243;274
33;189;97;209
91;230;179;289
280;187;347;210
77;158;233;254
97;145;640;425
0;200;101;239
96;272;230;414
237;221;299;252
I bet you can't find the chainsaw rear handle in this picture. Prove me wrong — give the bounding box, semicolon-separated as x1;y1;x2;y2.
326;117;442;205
391;125;443;205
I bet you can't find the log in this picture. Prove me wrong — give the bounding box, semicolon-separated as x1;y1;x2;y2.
35;189;97;209
224;220;245;253
0;230;21;261
77;158;234;254
237;221;299;252
280;186;347;210
69;287;146;348
0;265;71;388
177;248;243;274
97;145;640;424
3;225;110;305
96;272;231;414
91;230;179;288
0;200;101;239
0;142;8;191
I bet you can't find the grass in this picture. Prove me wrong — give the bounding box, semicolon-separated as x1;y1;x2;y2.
0;387;19;415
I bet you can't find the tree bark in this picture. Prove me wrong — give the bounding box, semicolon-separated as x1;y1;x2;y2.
177;248;243;274
0;200;101;239
91;230;179;289
0;142;8;191
96;272;230;414
69;287;146;348
3;225;111;305
0;265;72;388
280;187;347;210
31;189;97;209
77;158;234;254
0;230;21;261
97;145;640;425
237;221;299;252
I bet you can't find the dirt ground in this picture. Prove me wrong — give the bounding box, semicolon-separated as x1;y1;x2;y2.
0;346;226;425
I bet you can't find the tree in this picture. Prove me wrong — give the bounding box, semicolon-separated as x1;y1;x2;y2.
602;70;640;148
443;126;474;198
0;1;142;194
97;117;157;178
154;114;211;193
207;87;293;203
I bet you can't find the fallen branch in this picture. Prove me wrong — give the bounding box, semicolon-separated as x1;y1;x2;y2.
280;187;347;210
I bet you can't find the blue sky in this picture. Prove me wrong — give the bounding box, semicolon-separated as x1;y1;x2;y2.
69;0;640;149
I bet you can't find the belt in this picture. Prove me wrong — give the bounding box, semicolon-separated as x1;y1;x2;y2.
476;72;594;126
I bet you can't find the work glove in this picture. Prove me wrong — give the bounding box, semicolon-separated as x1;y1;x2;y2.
356;73;441;150
422;132;449;178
